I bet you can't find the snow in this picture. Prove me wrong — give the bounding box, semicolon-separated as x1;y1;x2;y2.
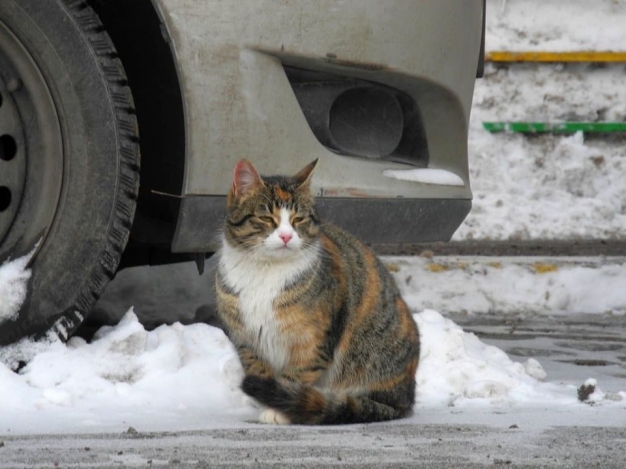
382;168;464;186
486;0;626;53
460;75;626;241
385;256;626;315
462;91;626;240
0;254;31;324
1;308;623;435
417;310;571;407
455;0;626;241
0;310;251;434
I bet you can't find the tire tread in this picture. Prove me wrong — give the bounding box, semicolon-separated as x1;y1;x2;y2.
47;0;141;340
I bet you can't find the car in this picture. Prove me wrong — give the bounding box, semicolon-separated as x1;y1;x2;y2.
0;0;485;344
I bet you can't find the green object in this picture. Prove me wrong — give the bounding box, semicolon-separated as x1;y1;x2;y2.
483;122;626;134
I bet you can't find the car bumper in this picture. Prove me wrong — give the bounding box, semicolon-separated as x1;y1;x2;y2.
173;196;471;252
152;0;483;250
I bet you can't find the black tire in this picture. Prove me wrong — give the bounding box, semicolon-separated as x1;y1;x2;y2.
0;0;140;345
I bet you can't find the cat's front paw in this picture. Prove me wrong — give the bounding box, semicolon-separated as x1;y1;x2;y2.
259;408;291;425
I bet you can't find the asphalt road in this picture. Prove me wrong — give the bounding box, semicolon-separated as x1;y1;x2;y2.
1;422;624;468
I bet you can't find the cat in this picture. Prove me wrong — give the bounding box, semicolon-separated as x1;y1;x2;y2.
215;159;420;425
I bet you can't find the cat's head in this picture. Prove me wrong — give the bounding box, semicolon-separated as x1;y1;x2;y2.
223;159;321;259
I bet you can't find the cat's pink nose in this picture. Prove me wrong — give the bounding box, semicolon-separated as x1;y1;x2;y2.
279;232;293;245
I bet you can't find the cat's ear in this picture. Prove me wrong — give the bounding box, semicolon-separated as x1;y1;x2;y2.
293;159;319;189
232;159;264;197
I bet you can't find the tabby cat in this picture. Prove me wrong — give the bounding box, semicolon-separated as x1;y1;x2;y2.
215;159;420;425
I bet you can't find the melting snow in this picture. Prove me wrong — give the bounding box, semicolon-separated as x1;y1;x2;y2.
416;310;572;407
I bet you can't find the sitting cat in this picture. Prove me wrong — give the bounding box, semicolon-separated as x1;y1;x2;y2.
216;159;420;425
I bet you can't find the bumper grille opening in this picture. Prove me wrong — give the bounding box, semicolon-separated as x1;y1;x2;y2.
285;67;428;167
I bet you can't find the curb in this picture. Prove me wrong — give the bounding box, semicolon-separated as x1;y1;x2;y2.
373;240;626;257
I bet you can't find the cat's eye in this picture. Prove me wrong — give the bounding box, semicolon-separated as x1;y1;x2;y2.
259;216;275;224
292;216;305;224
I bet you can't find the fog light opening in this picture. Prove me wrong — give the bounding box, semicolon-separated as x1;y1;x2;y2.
286;66;429;166
329;87;403;158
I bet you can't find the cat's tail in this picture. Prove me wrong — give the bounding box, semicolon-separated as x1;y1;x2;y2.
242;376;413;425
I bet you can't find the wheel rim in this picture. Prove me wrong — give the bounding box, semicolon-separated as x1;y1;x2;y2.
0;19;63;265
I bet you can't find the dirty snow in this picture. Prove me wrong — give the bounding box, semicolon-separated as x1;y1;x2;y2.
1;308;623;435
0;254;31;324
460;128;626;241
486;0;626;53
461;61;626;241
457;0;626;241
385;256;626;316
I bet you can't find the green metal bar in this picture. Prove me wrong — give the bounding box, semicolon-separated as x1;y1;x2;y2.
483;122;626;134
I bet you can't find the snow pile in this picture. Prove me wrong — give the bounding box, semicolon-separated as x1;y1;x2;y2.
416;310;570;407
0;255;31;323
0;311;249;434
486;0;626;53
386;256;626;315
461;93;626;240
1;309;623;435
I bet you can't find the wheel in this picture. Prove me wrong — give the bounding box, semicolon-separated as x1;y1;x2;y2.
0;0;140;345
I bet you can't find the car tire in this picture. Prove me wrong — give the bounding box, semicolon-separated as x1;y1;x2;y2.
0;0;140;345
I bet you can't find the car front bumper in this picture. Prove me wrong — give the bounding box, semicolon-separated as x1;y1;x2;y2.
152;0;483;251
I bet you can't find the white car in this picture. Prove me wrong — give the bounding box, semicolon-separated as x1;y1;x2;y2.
0;0;484;344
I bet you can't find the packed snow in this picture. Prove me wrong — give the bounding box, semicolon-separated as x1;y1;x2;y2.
383;168;464;186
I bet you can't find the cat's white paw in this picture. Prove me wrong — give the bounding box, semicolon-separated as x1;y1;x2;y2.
259;408;291;425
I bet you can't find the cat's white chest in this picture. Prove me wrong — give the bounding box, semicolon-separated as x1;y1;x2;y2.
219;242;316;372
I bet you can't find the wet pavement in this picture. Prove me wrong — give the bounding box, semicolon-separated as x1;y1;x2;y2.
450;312;626;388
